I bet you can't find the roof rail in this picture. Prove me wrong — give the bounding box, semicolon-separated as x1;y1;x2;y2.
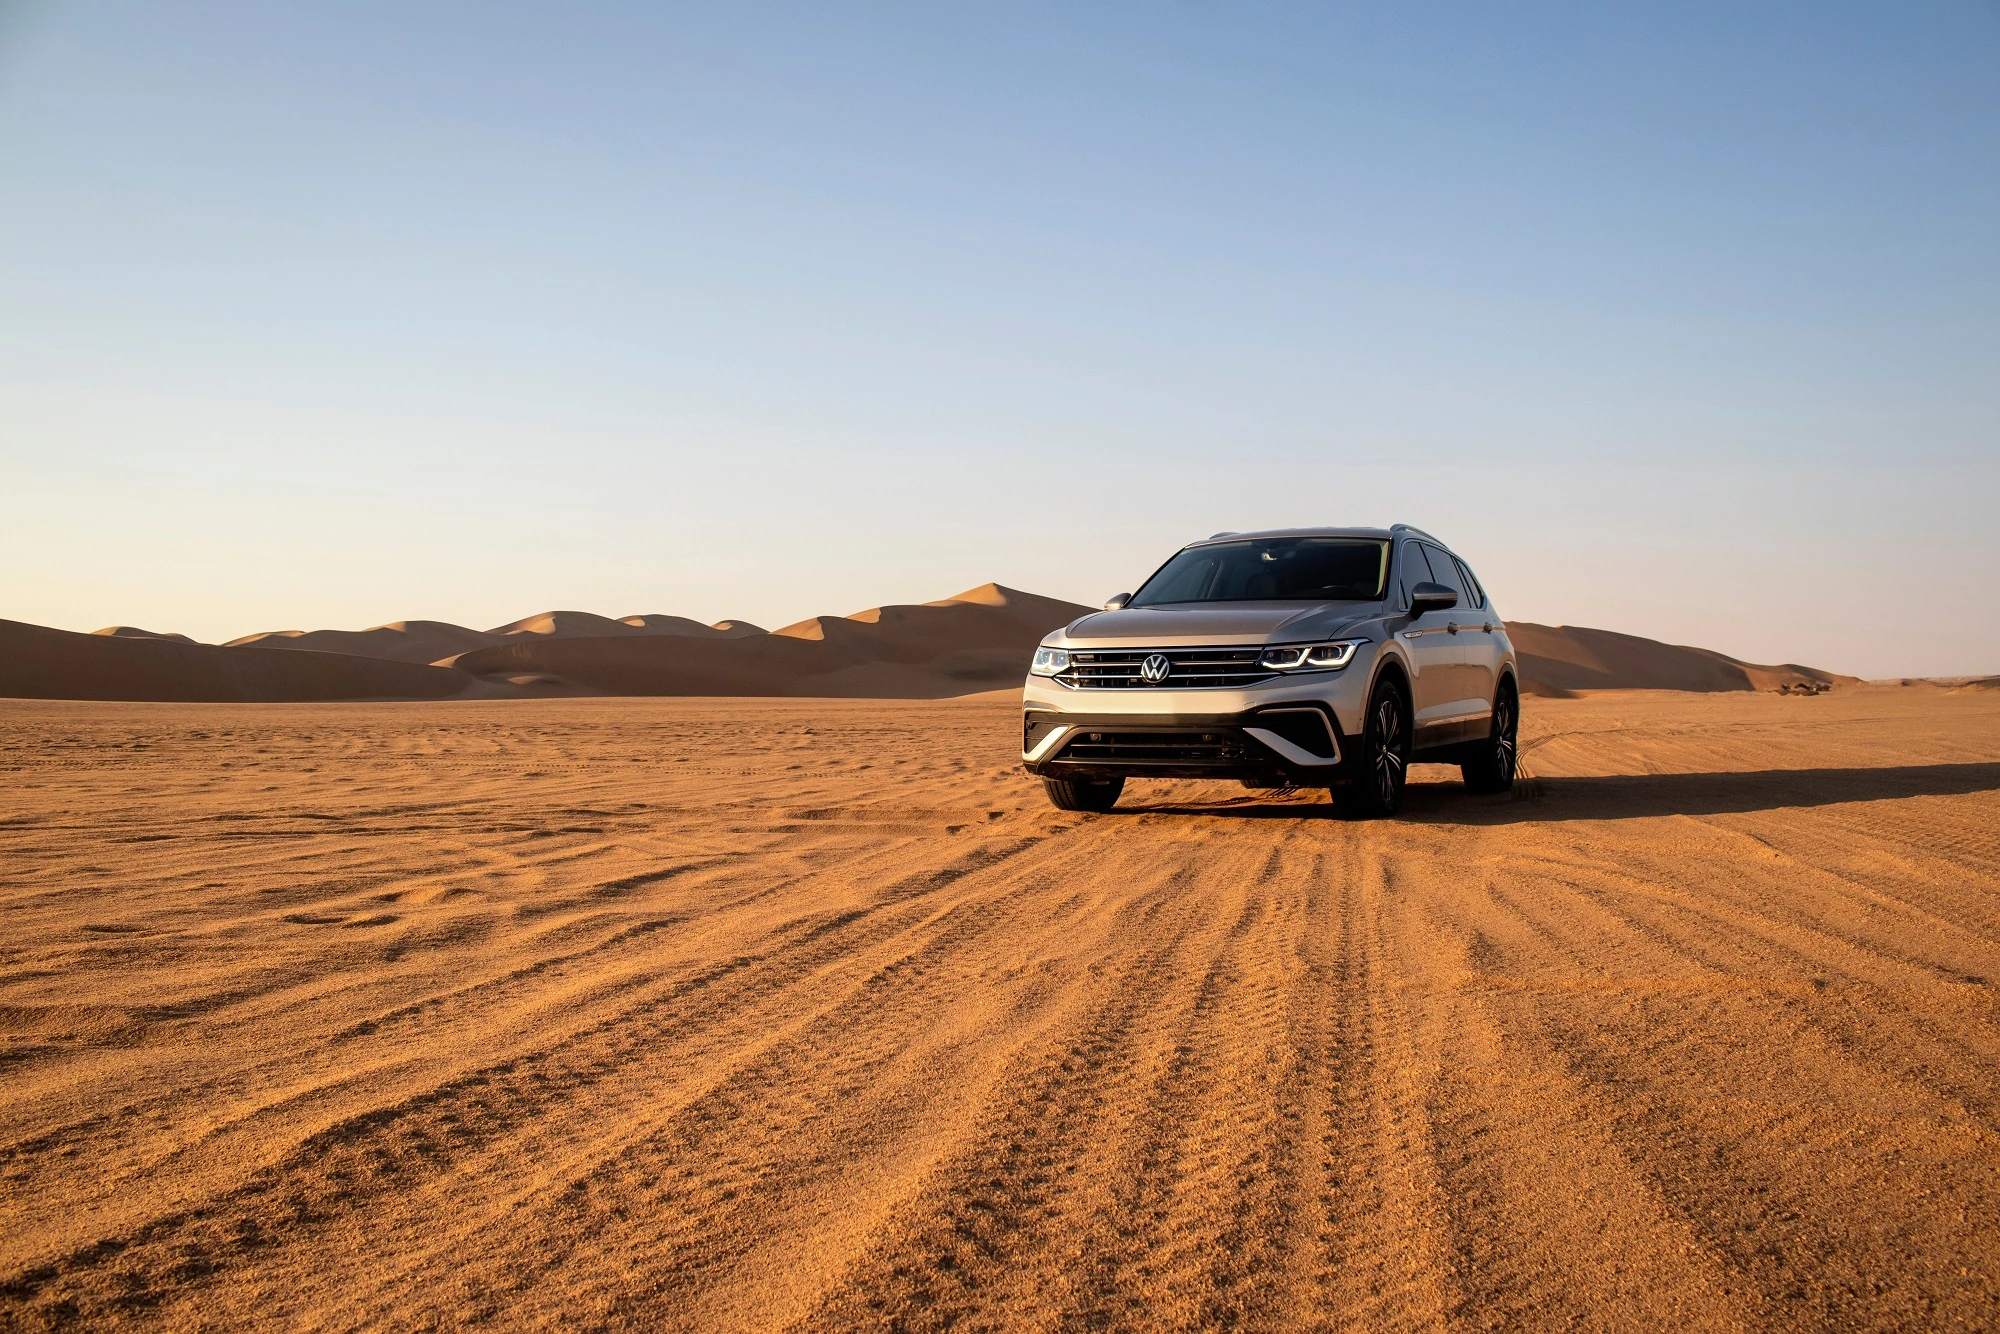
1208;531;1238;540
1390;523;1439;542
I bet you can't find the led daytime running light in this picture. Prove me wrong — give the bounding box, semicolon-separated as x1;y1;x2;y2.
1258;640;1364;672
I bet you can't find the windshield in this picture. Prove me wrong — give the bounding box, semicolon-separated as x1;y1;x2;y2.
1129;537;1390;606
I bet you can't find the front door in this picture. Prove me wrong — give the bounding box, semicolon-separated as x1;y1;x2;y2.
1395;542;1461;746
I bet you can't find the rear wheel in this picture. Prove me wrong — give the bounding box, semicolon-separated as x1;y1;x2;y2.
1334;678;1409;819
1043;776;1125;812
1462;681;1518;794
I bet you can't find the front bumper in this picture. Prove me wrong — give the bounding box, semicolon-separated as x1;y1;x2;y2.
1021;661;1375;783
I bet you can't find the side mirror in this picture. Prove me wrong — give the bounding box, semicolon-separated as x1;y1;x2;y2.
1408;582;1458;617
1102;593;1132;611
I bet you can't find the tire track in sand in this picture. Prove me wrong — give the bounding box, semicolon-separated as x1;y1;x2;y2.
3;690;1999;1328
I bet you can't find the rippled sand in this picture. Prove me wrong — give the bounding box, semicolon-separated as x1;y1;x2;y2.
3;686;1997;1329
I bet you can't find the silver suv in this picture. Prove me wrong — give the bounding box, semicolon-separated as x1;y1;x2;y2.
1022;525;1518;817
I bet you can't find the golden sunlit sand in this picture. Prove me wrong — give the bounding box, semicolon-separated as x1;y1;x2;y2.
3;685;1998;1327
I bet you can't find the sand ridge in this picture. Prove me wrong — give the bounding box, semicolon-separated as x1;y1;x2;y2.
450;584;1095;698
1;684;1997;1327
1509;622;1856;695
89;627;196;644
0;618;469;704
487;611;753;640
223;612;769;667
224;620;509;667
2;586;1097;703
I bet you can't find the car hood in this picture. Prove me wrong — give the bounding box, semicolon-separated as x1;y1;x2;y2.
1060;602;1379;647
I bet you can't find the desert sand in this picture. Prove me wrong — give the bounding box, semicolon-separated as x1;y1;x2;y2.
2;683;1997;1329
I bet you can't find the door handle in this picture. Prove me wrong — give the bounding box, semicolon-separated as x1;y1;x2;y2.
1447;622;1458;635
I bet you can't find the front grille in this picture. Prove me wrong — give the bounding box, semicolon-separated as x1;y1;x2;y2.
1057;730;1249;764
1055;647;1274;690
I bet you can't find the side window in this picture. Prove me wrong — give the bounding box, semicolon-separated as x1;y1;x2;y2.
1399;543;1436;604
1421;544;1468;605
1451;556;1485;609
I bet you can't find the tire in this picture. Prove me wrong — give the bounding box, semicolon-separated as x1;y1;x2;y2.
1043;776;1125;813
1462;680;1518;794
1333;677;1409;819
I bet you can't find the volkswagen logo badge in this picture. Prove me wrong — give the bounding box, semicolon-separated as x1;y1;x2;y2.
1139;653;1172;684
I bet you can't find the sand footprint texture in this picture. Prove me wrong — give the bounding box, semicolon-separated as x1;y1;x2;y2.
2;685;1998;1329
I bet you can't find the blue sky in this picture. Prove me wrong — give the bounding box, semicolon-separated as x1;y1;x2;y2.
2;2;1995;676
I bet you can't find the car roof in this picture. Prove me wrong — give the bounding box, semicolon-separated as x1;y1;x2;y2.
1187;524;1441;548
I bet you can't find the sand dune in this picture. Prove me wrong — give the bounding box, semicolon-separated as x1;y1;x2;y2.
225;620;506;666
227;612;769;669
456;583;1094;698
1507;621;1859;696
2;685;1996;1327
0;618;470;703
492;610;764;640
90;626;195;643
618;614;767;638
491;610;665;638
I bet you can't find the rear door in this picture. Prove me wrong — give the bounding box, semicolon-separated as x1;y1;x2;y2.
1416;544;1484;742
1448;552;1502;711
1396;542;1460;744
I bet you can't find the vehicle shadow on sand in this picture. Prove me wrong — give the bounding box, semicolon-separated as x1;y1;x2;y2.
1125;761;2000;824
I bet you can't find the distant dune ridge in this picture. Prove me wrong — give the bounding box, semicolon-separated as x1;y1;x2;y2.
451;584;1093;698
4;587;1862;702
3;620;467;703
613;614;766;638
1508;623;1858;696
484;610;763;641
223;611;769;667
224;621;505;666
91;626;196;644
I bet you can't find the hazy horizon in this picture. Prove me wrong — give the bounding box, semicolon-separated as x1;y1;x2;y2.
4;3;1997;677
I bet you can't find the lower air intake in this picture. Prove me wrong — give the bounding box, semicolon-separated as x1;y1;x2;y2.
1058;730;1246;764
1252;708;1339;759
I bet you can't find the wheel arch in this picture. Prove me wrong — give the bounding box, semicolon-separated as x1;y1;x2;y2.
1362;650;1416;753
1367;648;1413;710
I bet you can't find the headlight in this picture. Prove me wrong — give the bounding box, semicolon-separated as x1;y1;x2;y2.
1258;639;1364;672
1305;641;1363;668
1030;647;1070;676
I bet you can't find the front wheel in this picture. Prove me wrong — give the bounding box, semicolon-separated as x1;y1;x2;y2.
1333;678;1409;819
1462;682;1518;794
1043;776;1125;812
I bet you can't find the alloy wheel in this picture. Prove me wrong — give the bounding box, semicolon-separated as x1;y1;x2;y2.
1373;692;1406;806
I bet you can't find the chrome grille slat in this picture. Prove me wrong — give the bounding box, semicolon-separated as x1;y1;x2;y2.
1055;647;1276;690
